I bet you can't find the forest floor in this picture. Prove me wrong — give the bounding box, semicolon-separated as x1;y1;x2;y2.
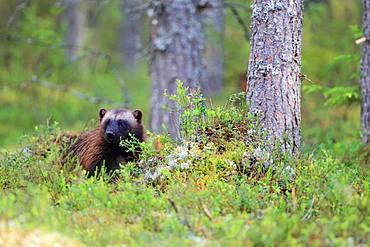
0;90;369;246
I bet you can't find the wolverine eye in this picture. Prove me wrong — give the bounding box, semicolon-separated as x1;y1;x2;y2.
118;120;129;128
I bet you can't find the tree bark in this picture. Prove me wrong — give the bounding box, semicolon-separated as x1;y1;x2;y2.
202;0;224;96
246;0;303;155
120;0;145;70
361;0;370;145
150;0;206;138
64;0;86;61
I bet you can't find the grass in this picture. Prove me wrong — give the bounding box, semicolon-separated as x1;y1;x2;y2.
0;86;368;246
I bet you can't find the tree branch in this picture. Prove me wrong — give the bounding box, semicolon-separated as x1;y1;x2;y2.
7;0;31;27
225;2;250;41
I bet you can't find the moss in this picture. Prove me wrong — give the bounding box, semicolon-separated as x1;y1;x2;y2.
0;87;368;246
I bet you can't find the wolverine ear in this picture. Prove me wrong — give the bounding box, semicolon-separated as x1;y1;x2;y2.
132;109;142;122
99;108;107;120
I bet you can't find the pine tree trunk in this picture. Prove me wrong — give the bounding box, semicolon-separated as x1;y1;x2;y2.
64;0;86;61
361;0;370;145
120;0;144;70
246;1;303;155
202;0;224;96
150;0;206;138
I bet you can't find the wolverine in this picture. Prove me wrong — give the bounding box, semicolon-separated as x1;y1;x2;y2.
70;108;146;176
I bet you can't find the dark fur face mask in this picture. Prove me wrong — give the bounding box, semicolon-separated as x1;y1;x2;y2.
99;108;142;145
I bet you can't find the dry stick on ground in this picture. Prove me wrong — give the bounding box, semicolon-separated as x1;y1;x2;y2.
292;186;297;209
202;204;213;221
302;197;315;221
167;198;193;232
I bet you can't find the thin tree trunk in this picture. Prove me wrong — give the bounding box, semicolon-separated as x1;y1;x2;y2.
361;0;370;145
202;0;224;96
150;0;206;138
120;0;144;70
64;0;86;61
246;1;303;155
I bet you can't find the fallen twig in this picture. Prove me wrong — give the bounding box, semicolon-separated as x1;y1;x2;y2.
302;197;315;221
202;204;213;221
167;198;192;231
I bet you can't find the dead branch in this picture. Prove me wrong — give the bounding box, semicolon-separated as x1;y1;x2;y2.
225;2;250;41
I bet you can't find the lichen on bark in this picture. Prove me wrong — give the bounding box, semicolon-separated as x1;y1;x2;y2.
246;0;303;155
361;0;370;145
149;0;207;138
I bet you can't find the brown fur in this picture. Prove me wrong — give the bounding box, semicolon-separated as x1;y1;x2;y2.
70;108;146;176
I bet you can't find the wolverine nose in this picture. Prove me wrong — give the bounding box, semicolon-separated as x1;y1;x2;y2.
105;131;115;141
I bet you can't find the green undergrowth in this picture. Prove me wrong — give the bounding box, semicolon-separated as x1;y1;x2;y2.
0;85;369;246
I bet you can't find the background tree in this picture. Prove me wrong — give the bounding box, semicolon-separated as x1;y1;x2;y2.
201;0;224;96
361;0;370;145
0;0;363;147
149;0;207;138
119;0;145;70
64;0;86;61
246;1;304;155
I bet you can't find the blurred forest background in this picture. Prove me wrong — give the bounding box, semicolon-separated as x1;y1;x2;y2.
0;0;363;149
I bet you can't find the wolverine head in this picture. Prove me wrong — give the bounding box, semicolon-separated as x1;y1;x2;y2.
99;108;143;145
